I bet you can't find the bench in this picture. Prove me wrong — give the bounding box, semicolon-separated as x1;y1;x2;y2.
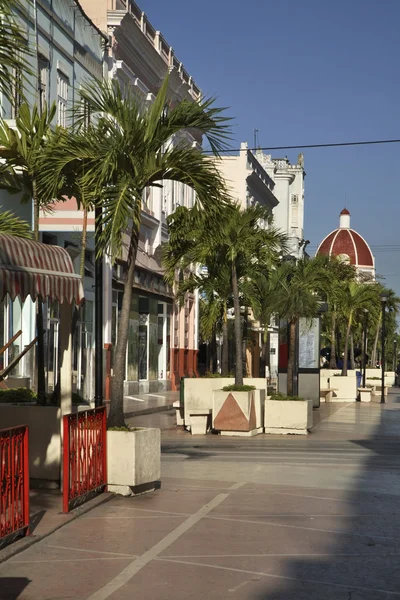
189;408;212;435
173;400;184;427
320;388;338;402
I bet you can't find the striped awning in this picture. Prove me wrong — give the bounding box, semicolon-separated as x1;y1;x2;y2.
0;234;84;305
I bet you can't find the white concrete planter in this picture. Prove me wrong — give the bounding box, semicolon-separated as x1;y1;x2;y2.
0;404;61;485
107;428;161;496
366;370;395;386
358;388;372;403
372;385;388;397
184;377;266;428
328;376;357;402
212;389;264;436
264;399;313;435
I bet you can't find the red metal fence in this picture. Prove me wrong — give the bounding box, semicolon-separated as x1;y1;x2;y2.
63;407;107;513
0;425;29;547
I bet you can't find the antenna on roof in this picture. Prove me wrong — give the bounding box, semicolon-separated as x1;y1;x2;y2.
253;129;260;151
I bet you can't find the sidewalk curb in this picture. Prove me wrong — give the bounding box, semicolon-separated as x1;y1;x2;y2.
0;492;114;565
125;403;175;418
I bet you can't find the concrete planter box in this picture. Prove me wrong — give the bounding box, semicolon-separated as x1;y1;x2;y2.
107;428;161;496
366;379;390;394
366;369;395;386
371;385;388;397
184;377;266;429
212;389;264;436
358;388;372;403
264;399;313;435
328;376;357;402
0;404;61;486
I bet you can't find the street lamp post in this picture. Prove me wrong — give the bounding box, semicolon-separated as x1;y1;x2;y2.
393;339;397;372
362;308;368;389
380;293;388;405
94;206;103;408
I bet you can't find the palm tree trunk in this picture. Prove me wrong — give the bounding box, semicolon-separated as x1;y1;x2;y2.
287;319;296;396
108;233;138;428
342;317;352;376
79;207;88;280
372;314;381;368
350;333;355;370
232;262;243;386
33;182;46;403
221;303;229;376
261;328;268;378
329;311;337;368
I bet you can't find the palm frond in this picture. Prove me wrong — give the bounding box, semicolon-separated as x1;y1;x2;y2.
0;206;32;238
0;0;33;104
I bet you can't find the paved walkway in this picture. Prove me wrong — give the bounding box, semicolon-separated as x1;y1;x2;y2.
2;396;400;599
120;390;178;418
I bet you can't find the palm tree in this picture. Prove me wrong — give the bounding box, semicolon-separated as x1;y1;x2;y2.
339;281;380;376
370;287;399;368
164;205;232;375
0;0;32;105
38;76;231;427
165;203;287;386
321;258;356;368
0;102;59;402
268;257;328;396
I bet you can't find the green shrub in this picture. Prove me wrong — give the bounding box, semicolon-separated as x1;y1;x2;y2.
270;392;306;401
108;426;142;432
203;372;222;378
222;384;256;392
368;377;381;380
72;392;89;405
0;388;37;404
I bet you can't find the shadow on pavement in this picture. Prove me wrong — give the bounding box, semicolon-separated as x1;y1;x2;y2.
0;577;31;600
252;400;400;599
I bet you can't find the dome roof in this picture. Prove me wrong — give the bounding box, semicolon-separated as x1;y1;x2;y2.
316;209;374;269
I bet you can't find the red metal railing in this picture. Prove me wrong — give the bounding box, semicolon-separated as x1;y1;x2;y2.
0;425;30;546
63;407;107;513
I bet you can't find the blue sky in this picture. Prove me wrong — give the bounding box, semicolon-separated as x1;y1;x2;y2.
142;0;400;294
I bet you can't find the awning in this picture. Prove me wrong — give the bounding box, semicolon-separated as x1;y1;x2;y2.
0;234;84;305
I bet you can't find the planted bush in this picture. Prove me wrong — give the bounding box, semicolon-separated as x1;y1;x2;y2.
270;392;306;401
0;388;36;403
222;384;256;392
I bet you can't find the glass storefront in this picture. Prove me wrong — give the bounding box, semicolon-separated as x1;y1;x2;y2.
114;288;171;385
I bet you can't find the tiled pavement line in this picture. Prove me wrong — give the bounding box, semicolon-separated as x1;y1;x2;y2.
0;493;114;565
155;557;400;598
85;482;244;600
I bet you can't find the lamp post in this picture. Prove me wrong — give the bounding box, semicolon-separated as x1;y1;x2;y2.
380;293;388;405
362;308;368;389
94;205;103;408
393;339;397;372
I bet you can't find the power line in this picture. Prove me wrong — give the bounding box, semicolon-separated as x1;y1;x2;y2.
206;138;400;154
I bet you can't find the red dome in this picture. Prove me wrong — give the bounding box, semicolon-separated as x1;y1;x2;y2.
317;230;374;267
316;211;374;269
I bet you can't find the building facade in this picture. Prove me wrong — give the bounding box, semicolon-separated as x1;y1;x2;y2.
0;0;107;394
255;150;306;259
45;0;203;394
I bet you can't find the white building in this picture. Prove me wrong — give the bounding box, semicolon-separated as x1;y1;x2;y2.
255;150;306;259
219;144;306;258
218;142;279;212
